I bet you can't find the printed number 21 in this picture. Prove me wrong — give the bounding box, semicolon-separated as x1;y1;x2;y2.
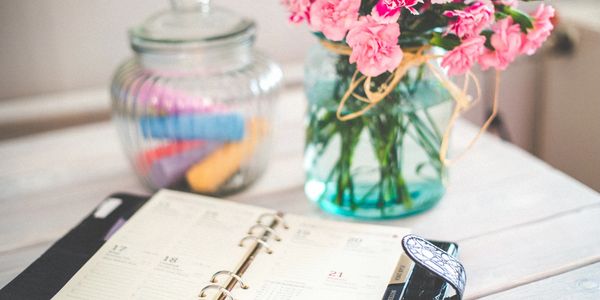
328;271;343;278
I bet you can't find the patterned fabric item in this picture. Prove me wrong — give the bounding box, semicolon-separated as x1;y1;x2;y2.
402;234;467;300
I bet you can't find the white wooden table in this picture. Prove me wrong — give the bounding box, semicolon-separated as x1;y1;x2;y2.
1;87;599;299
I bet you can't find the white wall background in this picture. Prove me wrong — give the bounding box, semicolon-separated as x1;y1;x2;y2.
0;0;581;101
1;0;598;190
0;0;316;100
538;25;600;192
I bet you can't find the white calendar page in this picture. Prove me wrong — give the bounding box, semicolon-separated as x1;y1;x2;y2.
52;190;274;300
234;214;409;300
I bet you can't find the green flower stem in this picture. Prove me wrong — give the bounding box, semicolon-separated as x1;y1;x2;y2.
423;108;443;140
407;127;442;174
365;104;415;214
333;117;363;208
393;122;412;208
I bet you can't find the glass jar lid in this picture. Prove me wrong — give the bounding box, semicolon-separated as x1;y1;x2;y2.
130;0;255;53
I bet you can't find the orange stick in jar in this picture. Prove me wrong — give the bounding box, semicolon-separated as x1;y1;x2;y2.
185;119;267;193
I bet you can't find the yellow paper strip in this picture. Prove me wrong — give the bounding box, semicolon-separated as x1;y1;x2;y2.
185;119;265;193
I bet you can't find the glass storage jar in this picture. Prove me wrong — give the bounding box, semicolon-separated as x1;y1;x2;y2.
111;0;282;195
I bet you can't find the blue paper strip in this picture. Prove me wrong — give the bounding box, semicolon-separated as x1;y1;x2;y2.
140;113;245;141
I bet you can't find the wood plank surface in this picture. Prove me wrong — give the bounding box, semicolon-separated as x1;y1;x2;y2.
482;263;600;300
461;205;600;299
0;89;109;140
1;87;599;299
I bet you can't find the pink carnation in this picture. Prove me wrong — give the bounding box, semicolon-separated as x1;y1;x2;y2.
479;17;523;71
346;16;403;77
520;4;555;55
372;0;424;22
281;0;314;24
441;36;486;76
310;0;361;41
444;1;494;39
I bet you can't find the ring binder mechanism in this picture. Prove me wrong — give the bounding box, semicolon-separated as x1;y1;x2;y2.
248;224;281;241
199;211;287;300
238;236;273;254
210;271;249;289
199;285;236;300
257;213;289;229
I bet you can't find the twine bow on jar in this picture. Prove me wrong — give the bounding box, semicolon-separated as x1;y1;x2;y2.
319;39;501;166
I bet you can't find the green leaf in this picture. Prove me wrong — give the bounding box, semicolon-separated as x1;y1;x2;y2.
495;11;509;21
481;30;495;50
430;32;461;51
501;5;534;33
415;162;427;175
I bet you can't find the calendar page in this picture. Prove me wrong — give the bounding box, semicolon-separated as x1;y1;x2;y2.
234;214;409;300
52;190;274;300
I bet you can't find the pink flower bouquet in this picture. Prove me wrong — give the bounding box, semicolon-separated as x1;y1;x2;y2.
282;0;555;219
283;0;555;76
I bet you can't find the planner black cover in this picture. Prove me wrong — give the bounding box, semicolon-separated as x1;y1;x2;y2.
0;193;148;300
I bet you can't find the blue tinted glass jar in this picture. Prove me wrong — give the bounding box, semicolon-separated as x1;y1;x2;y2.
304;43;452;219
111;0;282;195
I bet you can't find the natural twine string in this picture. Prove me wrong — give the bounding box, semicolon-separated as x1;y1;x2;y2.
320;39;500;166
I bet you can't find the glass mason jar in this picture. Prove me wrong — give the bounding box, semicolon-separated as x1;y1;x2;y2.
111;0;282;195
304;43;452;219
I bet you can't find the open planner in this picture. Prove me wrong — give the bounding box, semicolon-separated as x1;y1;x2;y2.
49;190;410;300
42;190;464;300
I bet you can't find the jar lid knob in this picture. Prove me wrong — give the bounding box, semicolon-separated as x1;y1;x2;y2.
170;0;210;11
130;0;255;52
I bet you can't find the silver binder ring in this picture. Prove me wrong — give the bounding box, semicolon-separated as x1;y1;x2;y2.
257;213;288;229
199;284;236;300
239;236;273;254
211;270;249;289
248;224;281;241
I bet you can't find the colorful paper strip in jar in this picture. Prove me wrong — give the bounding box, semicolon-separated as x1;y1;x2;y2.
137;112;267;193
137;140;205;172
140;113;245;141
186;119;266;193
137;81;228;114
147;141;223;188
133;76;269;193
